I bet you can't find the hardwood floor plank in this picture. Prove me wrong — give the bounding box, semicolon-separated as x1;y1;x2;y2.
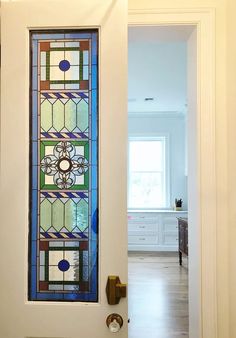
128;252;189;338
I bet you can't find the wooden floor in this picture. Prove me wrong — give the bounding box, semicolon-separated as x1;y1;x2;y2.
128;252;188;338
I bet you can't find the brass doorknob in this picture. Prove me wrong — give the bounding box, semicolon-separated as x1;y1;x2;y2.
106;313;123;333
106;276;127;305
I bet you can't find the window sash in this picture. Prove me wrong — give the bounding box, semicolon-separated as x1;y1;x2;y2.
128;136;169;209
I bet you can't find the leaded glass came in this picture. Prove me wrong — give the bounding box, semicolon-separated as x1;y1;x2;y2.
29;30;98;301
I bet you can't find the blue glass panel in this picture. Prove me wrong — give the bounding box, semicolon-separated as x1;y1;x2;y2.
91;90;97;140
32;141;37;165
36;293;64;300
31;189;38;239
91;262;98;289
31;167;38;194
30;265;37;298
92;140;97;167
91;210;98;240
63;292;96;301
92;33;98;65
91;65;97;89
65;33;92;39
32;33;64;40
32;91;37;118
32;40;38;66
31;117;38;141
32;66;38;91
92;170;98;191
29;30;98;302
31;240;37;263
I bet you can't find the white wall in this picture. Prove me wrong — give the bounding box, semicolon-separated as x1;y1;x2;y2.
128;41;187;113
128;36;188;210
128;113;188;210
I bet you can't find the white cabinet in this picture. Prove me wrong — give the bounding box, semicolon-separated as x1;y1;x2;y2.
128;211;188;251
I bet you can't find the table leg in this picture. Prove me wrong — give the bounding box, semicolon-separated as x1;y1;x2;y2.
179;251;182;265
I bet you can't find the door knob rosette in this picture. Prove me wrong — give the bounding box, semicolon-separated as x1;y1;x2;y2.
106;313;123;333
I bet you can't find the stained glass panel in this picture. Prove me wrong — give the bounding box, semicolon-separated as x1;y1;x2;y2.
29;30;98;301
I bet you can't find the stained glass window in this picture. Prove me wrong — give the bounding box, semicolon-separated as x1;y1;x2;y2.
29;30;98;301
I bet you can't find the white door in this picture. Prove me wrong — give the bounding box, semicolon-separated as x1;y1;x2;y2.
1;1;128;337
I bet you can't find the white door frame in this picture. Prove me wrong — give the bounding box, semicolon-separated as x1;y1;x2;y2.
128;8;216;338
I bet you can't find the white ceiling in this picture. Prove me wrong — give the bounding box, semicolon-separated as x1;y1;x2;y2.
128;25;194;43
128;25;194;114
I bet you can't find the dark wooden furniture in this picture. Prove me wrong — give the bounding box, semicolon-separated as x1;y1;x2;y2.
177;217;188;265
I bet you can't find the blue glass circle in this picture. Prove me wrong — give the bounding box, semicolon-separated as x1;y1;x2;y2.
58;259;70;272
59;59;70;71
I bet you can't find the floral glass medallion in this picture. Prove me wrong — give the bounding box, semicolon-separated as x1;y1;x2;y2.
29;30;98;301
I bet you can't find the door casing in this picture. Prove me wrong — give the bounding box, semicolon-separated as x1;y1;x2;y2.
128;8;217;338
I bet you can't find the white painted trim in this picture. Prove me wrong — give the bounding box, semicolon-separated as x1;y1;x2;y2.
128;8;215;15
128;8;217;338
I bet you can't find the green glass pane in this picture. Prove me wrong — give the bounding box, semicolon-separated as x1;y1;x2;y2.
77;100;88;132
53;100;64;131
52;199;64;231
77;199;88;231
41;100;52;131
65;199;77;231
65;100;77;132
40;199;52;231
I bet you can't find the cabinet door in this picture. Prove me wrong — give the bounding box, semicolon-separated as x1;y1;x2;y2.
128;213;158;233
163;233;178;246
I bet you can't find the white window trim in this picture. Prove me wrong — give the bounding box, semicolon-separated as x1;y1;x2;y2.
128;133;170;210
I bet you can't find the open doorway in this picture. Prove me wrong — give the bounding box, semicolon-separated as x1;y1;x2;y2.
127;25;196;338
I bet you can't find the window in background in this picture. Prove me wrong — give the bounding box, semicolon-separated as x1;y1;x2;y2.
128;137;169;209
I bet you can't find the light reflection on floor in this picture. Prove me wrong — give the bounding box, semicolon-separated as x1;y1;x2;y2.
128;252;188;338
